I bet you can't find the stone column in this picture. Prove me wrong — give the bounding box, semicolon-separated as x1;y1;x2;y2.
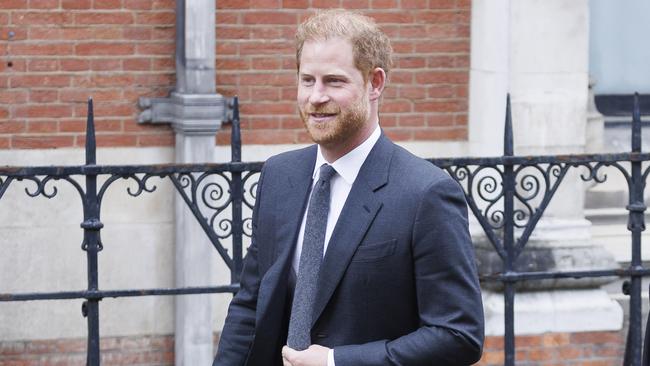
138;0;226;364
172;123;221;366
470;0;622;336
468;0;510;157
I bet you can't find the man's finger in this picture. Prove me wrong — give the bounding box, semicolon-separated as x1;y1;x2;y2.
282;345;296;364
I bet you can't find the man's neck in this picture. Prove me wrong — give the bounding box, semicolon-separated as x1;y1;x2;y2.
320;120;379;163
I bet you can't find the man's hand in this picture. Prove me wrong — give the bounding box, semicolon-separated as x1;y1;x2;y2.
282;345;330;366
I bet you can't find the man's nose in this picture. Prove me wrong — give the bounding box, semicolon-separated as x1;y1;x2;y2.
308;84;330;105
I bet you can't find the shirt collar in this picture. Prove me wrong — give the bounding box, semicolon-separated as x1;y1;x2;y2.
312;125;381;185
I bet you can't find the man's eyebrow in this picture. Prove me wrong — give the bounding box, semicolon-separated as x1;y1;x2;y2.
297;73;349;80
323;74;349;80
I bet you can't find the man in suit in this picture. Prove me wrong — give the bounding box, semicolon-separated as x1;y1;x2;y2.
214;9;484;366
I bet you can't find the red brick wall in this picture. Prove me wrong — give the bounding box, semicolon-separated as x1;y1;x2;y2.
0;331;625;365
1;1;470;150
0;0;176;150
478;332;625;366
215;1;471;145
0;334;175;366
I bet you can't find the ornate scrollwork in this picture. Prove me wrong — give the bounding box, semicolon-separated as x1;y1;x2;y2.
446;165;506;258
517;172;541;200
511;164;566;230
242;171;260;210
195;172;231;208
447;165;469;185
471;166;506;229
126;173;162;197
242;217;253;238
487;208;506;229
478;174;501;199
198;172;232;238
448;162;582;257
202;181;227;210
177;172;195;190
15;175;86;201
215;218;233;239
512;166;542;228
579;161;611;184
22;176;59;198
448;165;506;228
97;173;166;213
171;171;234;239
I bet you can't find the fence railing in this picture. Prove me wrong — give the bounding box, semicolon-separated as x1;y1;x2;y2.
0;95;648;366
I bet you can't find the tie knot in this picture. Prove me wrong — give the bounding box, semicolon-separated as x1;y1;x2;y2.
318;164;337;183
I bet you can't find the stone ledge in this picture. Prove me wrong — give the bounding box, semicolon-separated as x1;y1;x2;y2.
483;288;624;336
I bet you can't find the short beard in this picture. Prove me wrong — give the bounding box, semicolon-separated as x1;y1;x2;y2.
300;93;369;147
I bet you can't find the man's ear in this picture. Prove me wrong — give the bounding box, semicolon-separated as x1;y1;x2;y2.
368;67;386;101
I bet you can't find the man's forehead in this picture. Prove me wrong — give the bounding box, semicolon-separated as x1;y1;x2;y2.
303;36;352;48
299;38;356;74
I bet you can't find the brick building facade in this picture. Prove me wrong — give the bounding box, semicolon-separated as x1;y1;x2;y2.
1;0;470;149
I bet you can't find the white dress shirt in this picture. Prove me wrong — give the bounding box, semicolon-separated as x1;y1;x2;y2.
291;126;381;366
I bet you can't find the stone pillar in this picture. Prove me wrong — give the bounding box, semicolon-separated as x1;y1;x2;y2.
138;0;227;364
173;123;221;366
470;0;623;336
468;0;510;157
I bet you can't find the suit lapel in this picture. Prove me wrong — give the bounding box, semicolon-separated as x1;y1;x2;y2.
311;135;394;326
255;146;316;326
272;145;317;263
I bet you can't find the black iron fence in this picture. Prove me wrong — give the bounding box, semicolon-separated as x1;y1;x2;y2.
0;95;649;365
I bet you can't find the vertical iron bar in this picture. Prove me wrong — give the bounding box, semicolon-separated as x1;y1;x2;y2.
82;98;102;366
231;96;242;163
503;94;516;366
230;97;243;283
624;93;645;366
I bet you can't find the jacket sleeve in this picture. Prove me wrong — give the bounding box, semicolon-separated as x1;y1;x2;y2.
334;176;484;366
213;166;267;366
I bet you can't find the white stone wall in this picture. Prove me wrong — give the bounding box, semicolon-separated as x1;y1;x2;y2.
0;148;177;340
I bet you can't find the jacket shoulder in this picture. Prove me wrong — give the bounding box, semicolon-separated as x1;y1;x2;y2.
389;143;453;189
263;145;316;171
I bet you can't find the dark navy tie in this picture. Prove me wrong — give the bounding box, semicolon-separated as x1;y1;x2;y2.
287;164;337;350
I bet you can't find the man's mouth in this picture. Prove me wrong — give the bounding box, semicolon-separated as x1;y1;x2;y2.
310;113;336;121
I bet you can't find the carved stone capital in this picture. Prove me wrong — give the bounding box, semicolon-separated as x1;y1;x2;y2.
138;92;227;136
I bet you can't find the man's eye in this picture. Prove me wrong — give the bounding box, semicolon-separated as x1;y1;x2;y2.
301;78;314;86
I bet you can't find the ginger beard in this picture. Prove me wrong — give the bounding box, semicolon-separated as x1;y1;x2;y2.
299;89;370;148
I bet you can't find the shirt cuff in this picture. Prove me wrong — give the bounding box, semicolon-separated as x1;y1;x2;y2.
327;348;335;366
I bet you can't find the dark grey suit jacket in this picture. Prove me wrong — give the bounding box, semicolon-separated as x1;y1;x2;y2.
214;134;484;366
